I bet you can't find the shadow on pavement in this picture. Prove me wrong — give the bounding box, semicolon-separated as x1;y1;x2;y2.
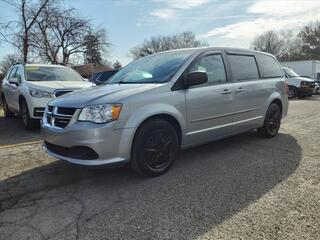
0;114;41;146
0;131;301;239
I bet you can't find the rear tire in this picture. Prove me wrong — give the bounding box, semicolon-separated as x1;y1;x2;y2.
257;103;281;138
20;99;38;130
130;119;179;177
2;96;14;118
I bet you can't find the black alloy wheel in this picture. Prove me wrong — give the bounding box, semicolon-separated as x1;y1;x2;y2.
258;103;281;138
131;119;179;177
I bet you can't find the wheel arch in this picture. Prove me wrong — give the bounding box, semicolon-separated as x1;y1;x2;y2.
270;98;283;114
116;103;187;161
134;113;183;147
264;92;284;119
18;94;26;111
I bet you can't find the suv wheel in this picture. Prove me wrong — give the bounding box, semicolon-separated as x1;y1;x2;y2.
20;99;38;130
257;103;281;138
130;119;179;177
2;96;14;118
288;86;297;98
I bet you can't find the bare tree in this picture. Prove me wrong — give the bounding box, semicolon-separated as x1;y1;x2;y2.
130;31;208;60
32;5;110;64
0;0;50;63
251;30;289;60
0;54;20;74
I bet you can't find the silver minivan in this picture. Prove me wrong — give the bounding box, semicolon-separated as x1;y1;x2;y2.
42;47;289;177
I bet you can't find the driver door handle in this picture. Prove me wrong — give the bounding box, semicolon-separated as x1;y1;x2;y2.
222;89;232;94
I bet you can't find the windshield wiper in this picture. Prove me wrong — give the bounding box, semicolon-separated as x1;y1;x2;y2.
117;80;136;84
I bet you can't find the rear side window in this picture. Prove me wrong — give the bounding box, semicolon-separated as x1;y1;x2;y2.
228;55;259;81
256;54;283;78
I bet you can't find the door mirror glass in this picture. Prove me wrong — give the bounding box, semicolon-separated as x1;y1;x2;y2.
184;71;208;87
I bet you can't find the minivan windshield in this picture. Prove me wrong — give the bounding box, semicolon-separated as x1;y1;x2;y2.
25;66;84;82
282;67;299;78
108;50;194;84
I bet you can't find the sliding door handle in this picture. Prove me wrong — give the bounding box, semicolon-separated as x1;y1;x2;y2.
235;87;244;93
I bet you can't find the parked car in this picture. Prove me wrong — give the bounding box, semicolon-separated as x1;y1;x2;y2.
1;63;94;129
89;70;118;85
42;47;288;177
282;67;315;98
281;60;320;81
302;76;320;94
315;82;320;94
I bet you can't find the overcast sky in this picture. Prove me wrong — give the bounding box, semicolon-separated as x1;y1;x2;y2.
1;0;320;65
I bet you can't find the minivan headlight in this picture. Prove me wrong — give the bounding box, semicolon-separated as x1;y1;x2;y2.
29;88;53;98
78;104;122;123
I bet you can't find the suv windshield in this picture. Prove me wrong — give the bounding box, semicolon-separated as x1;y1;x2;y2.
282;67;299;78
108;50;194;84
25;66;84;82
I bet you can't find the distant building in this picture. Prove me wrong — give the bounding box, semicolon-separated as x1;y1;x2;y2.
73;63;113;79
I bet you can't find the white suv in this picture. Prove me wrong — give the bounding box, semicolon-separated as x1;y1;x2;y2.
1;63;94;129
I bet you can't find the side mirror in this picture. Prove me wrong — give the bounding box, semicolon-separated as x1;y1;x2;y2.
184;71;208;88
9;77;19;85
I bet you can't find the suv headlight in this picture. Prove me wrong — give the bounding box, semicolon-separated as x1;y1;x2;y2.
78;104;122;123
29;88;53;98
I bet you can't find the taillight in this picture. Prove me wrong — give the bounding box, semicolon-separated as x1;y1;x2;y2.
285;80;289;95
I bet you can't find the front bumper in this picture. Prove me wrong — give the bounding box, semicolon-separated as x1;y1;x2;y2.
298;87;313;96
27;97;51;119
41;120;134;166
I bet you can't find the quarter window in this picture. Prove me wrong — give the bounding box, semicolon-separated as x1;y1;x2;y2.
189;54;227;85
256;54;283;78
15;67;24;81
228;55;259;81
8;67;17;79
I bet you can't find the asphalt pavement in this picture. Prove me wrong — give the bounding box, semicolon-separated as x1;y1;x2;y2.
0;97;319;240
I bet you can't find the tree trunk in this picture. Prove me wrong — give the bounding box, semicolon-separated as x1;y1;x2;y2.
23;32;28;63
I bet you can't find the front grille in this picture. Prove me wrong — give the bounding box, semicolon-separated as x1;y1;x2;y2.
45;141;99;160
54;90;73;97
45;106;76;128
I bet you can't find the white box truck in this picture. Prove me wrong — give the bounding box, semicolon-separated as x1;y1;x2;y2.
281;60;320;80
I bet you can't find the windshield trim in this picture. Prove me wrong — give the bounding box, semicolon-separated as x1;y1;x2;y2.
283;67;299;78
107;50;195;85
25;66;84;82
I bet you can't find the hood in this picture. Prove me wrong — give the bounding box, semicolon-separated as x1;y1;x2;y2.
25;81;95;93
290;77;315;83
48;83;161;108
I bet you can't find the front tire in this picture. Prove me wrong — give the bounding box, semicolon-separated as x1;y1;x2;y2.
2;96;14;118
20;99;38;130
257;103;281;138
288;86;297;99
130;119;179;177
